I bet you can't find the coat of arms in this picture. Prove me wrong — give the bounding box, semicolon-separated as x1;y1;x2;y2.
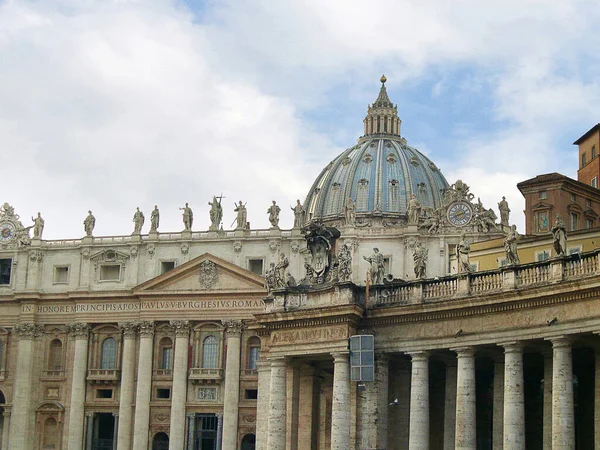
199;260;219;290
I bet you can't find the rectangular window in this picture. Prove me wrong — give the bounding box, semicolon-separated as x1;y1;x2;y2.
498;258;508;268
570;213;578;231
53;266;69;284
156;388;171;399
568;246;582;255
593;145;597;159
160;261;176;274
161;347;173;370
248;347;260;370
99;264;121;281
0;259;11;285
383;257;391;276
587;199;592;207
96;389;113;399
539;191;547;200
350;335;375;382
582;152;587;167
248;259;264;275
587;219;594;229
570;194;576;202
536;250;551;262
244;389;258;400
592;177;598;189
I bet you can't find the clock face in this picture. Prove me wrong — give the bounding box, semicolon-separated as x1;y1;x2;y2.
0;222;15;243
447;202;473;227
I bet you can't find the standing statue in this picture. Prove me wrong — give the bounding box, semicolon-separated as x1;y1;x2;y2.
267;201;281;228
234;201;248;230
31;212;44;239
275;252;289;287
264;263;277;293
551;215;567;257
132;207;145;235
291;200;306;228
83;211;96;237
345;197;356;226
407;194;422;224
457;233;472;273
179;203;193;231
337;243;353;282
208;196;223;231
498;196;510;227
363;248;385;284
413;242;428;279
504;225;520;265
150;205;160;232
478;208;498;233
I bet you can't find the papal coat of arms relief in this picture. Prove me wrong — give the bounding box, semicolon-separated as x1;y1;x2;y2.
198;260;219;290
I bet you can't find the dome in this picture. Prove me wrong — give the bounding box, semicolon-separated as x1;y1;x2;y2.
305;77;449;222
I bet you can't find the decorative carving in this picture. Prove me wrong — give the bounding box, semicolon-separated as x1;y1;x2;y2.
290;241;300;253
300;222;340;285
337;243;352;282
233;241;242;253
29;249;44;262
363;248;385;284
83;211;95;237
443;179;474;203
0;203;32;248
150;205;160;232
14;322;43;339
170;320;191;337
413;242;428;279
119;322;138;339
81;248;91;259
197;387;217;401
209;195;224;231
198;260;219;289
179;203;193;231
132;207;145;235
147;244;156;258
242;415;256;423
130;246;139;260
66;322;90;339
222;319;243;336
180;243;189;255
154;413;169;422
267;201;281;228
268;240;279;254
138;321;155;337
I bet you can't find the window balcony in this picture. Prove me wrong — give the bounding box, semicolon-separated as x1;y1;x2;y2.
41;369;65;381
188;368;223;384
153;369;173;381
87;369;120;385
240;369;258;380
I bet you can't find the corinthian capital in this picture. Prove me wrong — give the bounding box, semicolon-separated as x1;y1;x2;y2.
138;321;155;338
14;322;43;340
222;319;243;336
170;320;191;337
67;323;90;340
119;322;138;339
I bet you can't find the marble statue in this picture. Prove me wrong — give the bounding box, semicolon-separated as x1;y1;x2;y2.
84;211;95;237
31;212;44;239
345;197;356;226
478;208;498;233
407;194;422;224
337;243;353;282
265;263;277;293
234;201;248;230
498;196;510;227
179;203;193;231
364;248;385;284
413;242;428;279
208;196;223;231
457;233;472;273
552;215;567;257
0;203;15;217
504;224;520;265
132;207;145;235
267;201;281;228
150;205;160;232
291;200;306;228
275;252;289;288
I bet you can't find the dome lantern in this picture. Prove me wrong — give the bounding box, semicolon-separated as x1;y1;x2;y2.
362;75;402;139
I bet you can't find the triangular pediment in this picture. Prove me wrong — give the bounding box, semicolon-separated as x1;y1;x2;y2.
134;253;266;294
532;200;553;211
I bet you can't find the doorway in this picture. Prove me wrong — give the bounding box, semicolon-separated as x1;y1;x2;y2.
194;414;218;450
152;432;169;450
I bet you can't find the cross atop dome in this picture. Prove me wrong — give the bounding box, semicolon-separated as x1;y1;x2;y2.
362;75;401;139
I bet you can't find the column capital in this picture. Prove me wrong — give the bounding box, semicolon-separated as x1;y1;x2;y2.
86;412;95;418
112;412;119;418
138;321;155;337
499;341;524;353
406;350;430;362
256;360;271;371
170;320;191;337
67;322;90;340
331;352;349;363
546;335;572;348
119;322;138;339
14;322;43;340
451;346;476;358
187;413;195;419
267;356;287;367
222;319;243;337
2;411;10;418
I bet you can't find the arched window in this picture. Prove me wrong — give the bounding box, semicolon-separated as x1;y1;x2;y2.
152;432;169;450
159;337;173;370
247;336;261;370
100;337;117;369
241;433;256;450
48;339;63;370
202;335;218;369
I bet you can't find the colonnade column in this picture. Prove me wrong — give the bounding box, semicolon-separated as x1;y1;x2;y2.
297;364;316;450
221;319;243;450
256;360;271;450
501;342;524;449
408;351;430;450
331;352;350;450
117;322;137;450
358;353;389;450
267;356;287;450
542;350;553;450
132;321;155;450
595;349;600;450
443;361;457;450
66;322;90;450
169;320;191;450
9;323;42;450
454;347;476;450
492;359;504;450
550;337;574;449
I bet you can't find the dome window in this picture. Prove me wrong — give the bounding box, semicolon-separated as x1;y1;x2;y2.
332;182;341;190
410;156;420;166
386;154;396;164
363;154;373;163
341;157;351;166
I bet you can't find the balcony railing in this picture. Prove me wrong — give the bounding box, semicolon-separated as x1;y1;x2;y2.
241;369;258;379
41;369;65;380
87;369;120;384
189;368;223;383
153;369;173;380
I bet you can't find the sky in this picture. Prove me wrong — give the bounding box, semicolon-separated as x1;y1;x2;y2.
1;0;599;238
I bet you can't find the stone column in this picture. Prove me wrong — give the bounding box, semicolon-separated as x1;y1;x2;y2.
454;347;476;450
408;351;430;450
1;411;9;450
256;360;271;450
357;354;389;450
112;413;119;450
543;350;553;450
501;342;524;449
216;413;223;450
187;414;196;450
117;323;137;450
331;352;350;450
9;323;42;450
287;363;301;450
66;323;90;450
550;337;574;449
267;356;287;450
85;412;94;450
132;321;155;450
595;350;600;450
221;320;243;450
443;360;457;450
492;360;504;450
297;365;316;450
169;320;191;450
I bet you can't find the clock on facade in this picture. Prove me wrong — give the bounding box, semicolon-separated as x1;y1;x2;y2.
0;221;16;243
447;202;473;226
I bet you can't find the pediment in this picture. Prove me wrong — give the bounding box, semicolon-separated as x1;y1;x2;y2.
532;200;553;211
134;253;266;293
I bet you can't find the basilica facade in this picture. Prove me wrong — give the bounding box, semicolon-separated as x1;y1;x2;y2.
0;78;598;450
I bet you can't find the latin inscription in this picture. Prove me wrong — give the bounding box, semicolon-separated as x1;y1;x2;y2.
23;299;264;315
271;325;347;345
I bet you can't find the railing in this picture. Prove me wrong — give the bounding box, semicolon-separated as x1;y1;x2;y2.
189;368;223;383
423;278;457;300
517;264;550;286
241;369;258;378
41;369;65;379
153;369;173;380
470;272;502;293
87;369;120;383
565;253;598;278
375;286;411;305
